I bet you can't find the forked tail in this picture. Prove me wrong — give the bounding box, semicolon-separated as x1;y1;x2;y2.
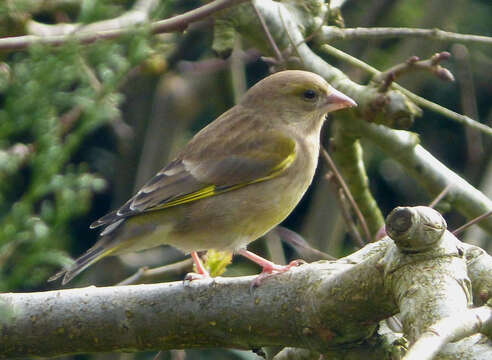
48;245;114;285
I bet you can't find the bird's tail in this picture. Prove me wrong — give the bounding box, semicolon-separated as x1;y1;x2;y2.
48;244;115;285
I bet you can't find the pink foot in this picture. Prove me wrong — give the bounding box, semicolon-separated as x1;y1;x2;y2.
184;251;210;283
237;249;304;287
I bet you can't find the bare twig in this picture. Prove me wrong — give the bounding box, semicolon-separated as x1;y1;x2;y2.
59;106;83;136
319;44;492;137
452;210;492;236
117;258;194;285
0;0;248;51
452;44;484;168
250;1;285;65
80;58;103;92
177;49;260;74
275;226;336;261
428;184;452;208
230;39;248;104
374;52;454;93
321;147;372;243
319;26;492;46
336;187;366;247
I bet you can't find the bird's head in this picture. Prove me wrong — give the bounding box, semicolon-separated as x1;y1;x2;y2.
241;70;356;129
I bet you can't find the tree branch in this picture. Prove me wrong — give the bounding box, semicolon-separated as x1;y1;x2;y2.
213;0;492;233
403;306;492;360
0;253;393;358
321;147;374;243
27;0;159;37
343;116;492;234
319;43;492;137
319;26;492;45
0;0;249;51
2;207;492;358
382;206;492;360
327;121;385;240
373;52;454;93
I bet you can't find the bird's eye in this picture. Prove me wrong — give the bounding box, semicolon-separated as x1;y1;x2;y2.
303;89;318;101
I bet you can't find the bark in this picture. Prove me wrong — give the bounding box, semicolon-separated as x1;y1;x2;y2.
2;207;492;358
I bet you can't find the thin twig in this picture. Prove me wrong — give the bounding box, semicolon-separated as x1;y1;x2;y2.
453;44;484;167
336;188;366;248
59;106;83;136
0;0;249;51
250;1;285;65
374;52;454;93
117;258;194;285
428;184;452;208
320;26;492;45
279;6;303;66
321;147;372;243
320;44;492;137
452;210;492;236
275;226;336;260
177;49;260;74
230;38;248;104
79;57;102;92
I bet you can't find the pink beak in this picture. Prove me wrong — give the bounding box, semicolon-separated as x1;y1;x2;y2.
323;88;357;113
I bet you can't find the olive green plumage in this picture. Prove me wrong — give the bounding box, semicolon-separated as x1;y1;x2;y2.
49;70;356;284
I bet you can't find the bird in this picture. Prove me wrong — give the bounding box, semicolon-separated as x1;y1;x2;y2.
49;70;356;285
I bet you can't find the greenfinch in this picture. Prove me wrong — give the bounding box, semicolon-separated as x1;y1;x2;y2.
50;70;356;285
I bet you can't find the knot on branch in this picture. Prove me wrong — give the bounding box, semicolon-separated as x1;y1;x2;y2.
381;206;467;279
386;206;446;252
359;87;422;129
360;52;454;129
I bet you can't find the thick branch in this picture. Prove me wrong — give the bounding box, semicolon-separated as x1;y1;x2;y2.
2;208;492;358
403;306;492;360
381;206;492;359
343;117;492;234
329;119;385;239
0;256;393;358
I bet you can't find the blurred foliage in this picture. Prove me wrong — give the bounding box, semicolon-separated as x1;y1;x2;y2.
0;26;159;290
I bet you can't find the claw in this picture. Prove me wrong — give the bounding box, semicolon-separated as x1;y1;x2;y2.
184;272;210;282
237;249;304;287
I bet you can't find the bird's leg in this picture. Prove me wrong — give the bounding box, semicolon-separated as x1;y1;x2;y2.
236;249;302;286
191;251;209;275
184;251;210;281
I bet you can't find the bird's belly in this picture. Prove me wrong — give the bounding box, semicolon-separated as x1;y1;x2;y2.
165;170;314;253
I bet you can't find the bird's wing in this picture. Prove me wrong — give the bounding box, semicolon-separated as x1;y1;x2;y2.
90;131;296;229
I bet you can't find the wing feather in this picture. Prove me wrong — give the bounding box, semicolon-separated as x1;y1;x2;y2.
91;120;296;234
